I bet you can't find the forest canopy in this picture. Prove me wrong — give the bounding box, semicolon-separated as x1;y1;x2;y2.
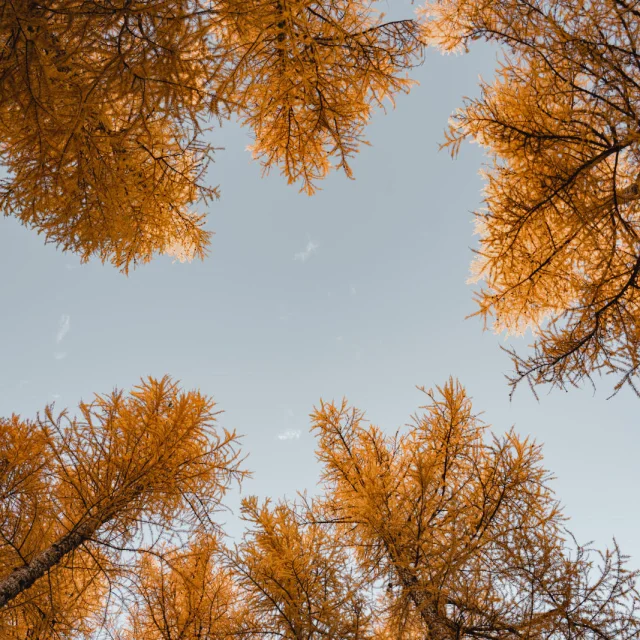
1;376;638;638
3;0;640;393
421;0;640;394
0;0;423;271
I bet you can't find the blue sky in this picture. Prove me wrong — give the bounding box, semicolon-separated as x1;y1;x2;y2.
0;25;638;569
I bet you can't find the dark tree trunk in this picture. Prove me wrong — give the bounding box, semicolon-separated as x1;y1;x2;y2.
397;566;454;640
0;518;100;608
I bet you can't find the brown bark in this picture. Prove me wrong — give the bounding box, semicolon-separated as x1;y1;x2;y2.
396;566;454;640
0;517;101;609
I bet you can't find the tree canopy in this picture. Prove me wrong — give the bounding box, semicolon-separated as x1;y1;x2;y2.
0;0;422;272
2;0;638;636
0;375;247;638
1;377;637;638
5;0;640;393
421;0;640;395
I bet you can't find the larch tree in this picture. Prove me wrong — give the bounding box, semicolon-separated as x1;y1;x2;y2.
212;0;422;194
0;0;220;272
0;0;423;272
0;375;247;639
419;0;640;395
305;378;640;638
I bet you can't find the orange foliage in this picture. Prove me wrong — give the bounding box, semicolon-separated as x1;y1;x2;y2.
0;375;247;637
0;1;423;270
420;0;640;394
308;379;640;637
1;378;638;638
213;0;422;193
124;534;244;640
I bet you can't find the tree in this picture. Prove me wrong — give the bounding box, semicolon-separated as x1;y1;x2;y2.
419;0;640;395
0;375;247;638
305;378;640;638
213;0;422;194
0;0;423;272
0;0;219;273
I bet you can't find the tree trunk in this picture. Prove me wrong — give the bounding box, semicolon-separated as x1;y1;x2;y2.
396;566;453;640
0;517;101;608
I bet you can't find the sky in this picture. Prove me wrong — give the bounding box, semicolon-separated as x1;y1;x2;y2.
0;8;638;572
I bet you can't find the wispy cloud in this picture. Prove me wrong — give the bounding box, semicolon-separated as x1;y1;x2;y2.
277;429;301;441
294;240;318;262
54;352;67;360
56;315;71;343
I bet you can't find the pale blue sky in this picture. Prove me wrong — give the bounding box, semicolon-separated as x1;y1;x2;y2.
0;24;638;570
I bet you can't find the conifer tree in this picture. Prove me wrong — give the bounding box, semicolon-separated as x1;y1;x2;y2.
420;0;640;394
305;378;640;638
123;533;245;640
225;494;371;639
0;0;423;272
0;375;247;638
